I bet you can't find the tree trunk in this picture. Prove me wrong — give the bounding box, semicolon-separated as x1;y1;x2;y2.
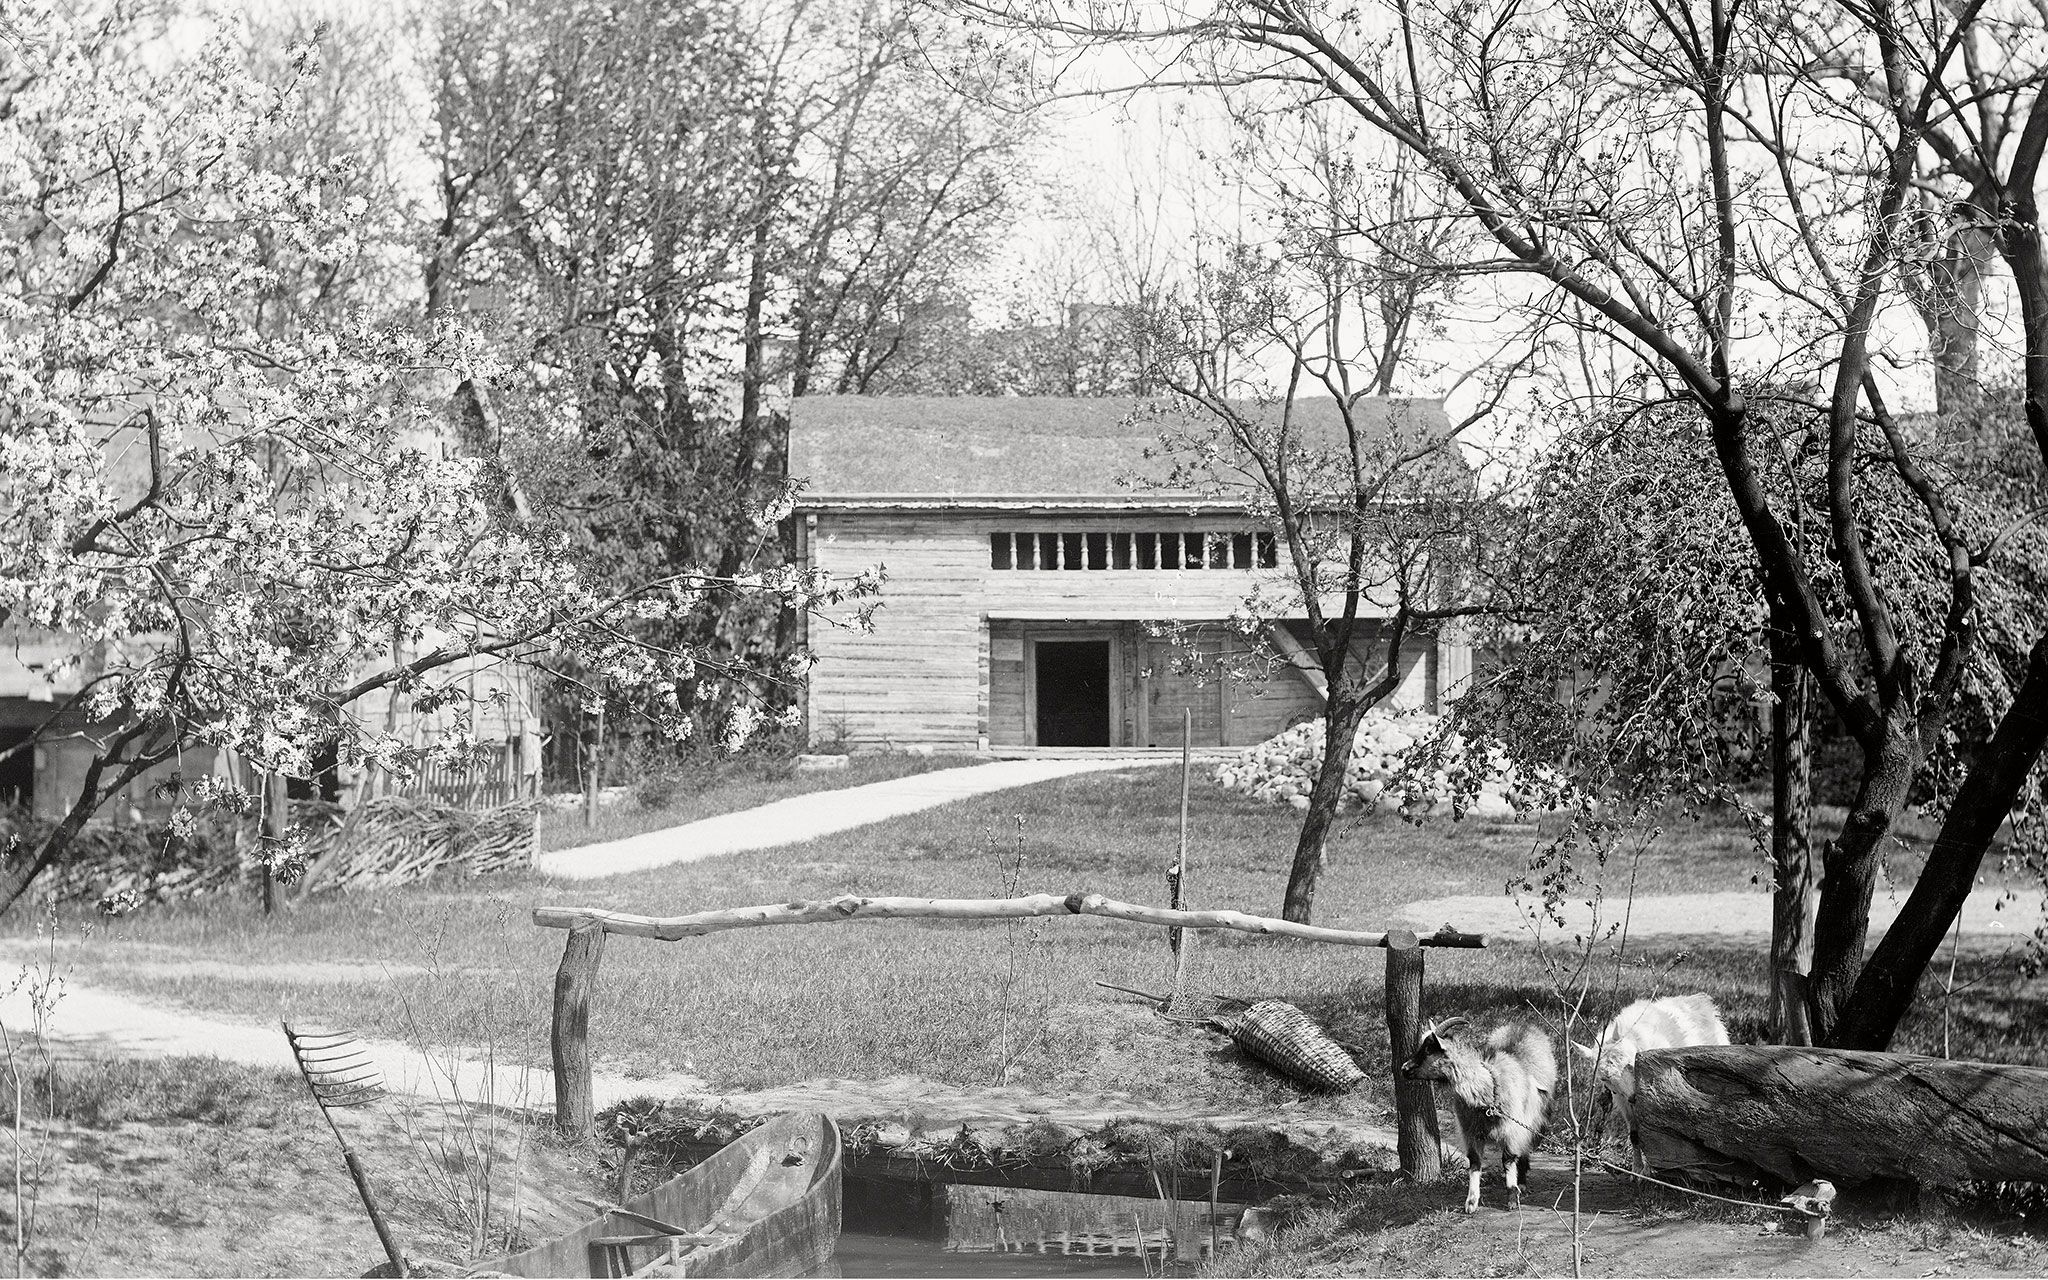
0;732;160;915
2000;176;2048;462
1281;696;1369;924
1382;931;1442;1180
1914;225;1992;415
262;772;289;915
1814;186;2048;1049
1631;1045;2048;1191
581;703;605;830
1832;636;2048;1049
1768;617;1817;1046
739;214;773;452
1807;730;1917;1040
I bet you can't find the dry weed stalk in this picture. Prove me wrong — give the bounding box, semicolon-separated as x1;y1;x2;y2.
0;909;84;1278
390;918;544;1259
990;815;1055;1085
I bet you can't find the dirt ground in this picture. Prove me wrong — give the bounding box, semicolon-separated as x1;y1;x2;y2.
5;1073;605;1278
3;1053;2041;1279
1227;1151;2048;1279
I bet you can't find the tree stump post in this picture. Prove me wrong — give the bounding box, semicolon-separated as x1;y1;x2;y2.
1383;928;1441;1180
552;918;606;1140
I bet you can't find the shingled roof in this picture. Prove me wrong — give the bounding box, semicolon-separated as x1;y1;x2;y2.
788;395;1460;506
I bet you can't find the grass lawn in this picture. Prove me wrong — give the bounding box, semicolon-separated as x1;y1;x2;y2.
7;768;2045;1125
536;750;980;853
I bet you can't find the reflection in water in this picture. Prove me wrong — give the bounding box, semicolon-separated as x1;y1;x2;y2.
946;1185;1239;1262
836;1176;1243;1278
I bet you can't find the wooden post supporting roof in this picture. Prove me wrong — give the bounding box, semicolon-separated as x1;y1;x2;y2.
1262;622;1329;698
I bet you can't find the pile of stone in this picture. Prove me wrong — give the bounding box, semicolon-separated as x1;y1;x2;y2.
1213;711;1547;820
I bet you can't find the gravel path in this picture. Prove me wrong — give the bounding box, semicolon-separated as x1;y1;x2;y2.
0;973;707;1110
535;756;1173;881
1399;885;2048;947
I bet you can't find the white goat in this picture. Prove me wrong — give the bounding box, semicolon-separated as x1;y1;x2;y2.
1571;992;1729;1155
1400;1017;1557;1212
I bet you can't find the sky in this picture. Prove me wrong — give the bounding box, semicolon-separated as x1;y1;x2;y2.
232;0;1998;436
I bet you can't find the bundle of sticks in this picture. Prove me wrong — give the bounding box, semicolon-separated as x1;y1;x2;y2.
295;795;541;892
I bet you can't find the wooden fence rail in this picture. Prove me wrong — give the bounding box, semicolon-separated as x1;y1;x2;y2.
533;894;1488;948
533;893;1486;1180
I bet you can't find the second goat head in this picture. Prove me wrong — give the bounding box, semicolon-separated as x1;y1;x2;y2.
1571;992;1730;1157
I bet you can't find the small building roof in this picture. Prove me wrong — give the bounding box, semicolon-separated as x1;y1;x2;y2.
789;395;1461;508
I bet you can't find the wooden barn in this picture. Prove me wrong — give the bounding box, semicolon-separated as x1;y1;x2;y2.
790;396;1473;752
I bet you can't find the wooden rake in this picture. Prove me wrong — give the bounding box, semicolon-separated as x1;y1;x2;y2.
283;1021;409;1277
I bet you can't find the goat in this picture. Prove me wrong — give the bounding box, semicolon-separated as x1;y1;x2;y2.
1571;992;1729;1157
1399;1016;1556;1212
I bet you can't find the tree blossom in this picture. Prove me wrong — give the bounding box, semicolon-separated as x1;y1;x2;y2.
0;6;879;908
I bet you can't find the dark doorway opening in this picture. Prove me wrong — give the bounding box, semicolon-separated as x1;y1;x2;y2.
0;727;33;811
1035;642;1111;747
286;741;343;804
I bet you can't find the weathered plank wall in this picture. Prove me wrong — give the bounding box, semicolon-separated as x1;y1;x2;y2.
1223;664;1324;744
986;623;1384;748
808;513;990;746
1139;633;1227;746
989;624;1027;745
807;511;1442;748
29;735;222;821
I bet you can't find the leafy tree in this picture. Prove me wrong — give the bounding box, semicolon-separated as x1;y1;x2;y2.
0;7;868;908
1139;133;1511;924
774;4;1026;396
423;0;1027;741
952;0;2048;1044
238;10;420;335
1446;404;1825;1033
856;149;1195;395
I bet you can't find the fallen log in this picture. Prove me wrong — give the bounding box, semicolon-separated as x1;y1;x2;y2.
1632;1045;2048;1190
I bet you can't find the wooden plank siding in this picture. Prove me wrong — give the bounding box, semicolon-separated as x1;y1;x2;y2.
803;511;1441;749
1139;633;1226;747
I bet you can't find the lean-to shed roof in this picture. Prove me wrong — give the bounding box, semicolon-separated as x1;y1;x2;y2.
788;395;1463;508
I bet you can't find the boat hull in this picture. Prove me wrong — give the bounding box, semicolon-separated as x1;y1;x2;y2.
481;1112;841;1279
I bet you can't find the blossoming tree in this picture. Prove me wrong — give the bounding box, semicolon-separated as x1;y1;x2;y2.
0;8;875;910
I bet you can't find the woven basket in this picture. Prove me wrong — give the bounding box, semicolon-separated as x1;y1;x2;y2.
1209;999;1366;1092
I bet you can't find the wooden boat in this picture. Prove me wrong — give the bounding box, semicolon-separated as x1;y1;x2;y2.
477;1112;841;1279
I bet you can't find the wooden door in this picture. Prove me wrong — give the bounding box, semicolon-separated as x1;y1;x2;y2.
1140;636;1225;748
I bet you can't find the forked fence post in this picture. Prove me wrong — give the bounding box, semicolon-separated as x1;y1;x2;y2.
1383;928;1441;1181
552;917;606;1139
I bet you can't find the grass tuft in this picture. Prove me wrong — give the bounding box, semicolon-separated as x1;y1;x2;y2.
3;1052;302;1129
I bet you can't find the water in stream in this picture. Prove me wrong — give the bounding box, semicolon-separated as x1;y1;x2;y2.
834;1177;1244;1278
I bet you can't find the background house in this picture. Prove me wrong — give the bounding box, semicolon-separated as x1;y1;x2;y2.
0;621;543;820
791;396;1473;751
0;625;210;820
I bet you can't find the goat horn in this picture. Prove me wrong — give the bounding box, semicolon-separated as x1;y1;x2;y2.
1427;1015;1471;1038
